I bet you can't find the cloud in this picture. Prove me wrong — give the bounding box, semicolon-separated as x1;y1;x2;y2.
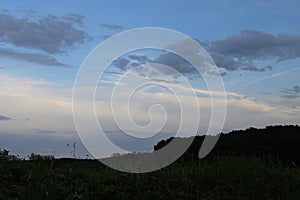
128;55;152;64
94;81;300;137
100;23;123;30
111;53;199;79
62;13;85;27
0;12;90;54
0;48;70;67
0;115;11;121
112;30;299;78
153;53;197;77
0;74;74;137
285;85;300;94
0;73;299;156
114;50;273;78
282;85;300;98
206;30;300;71
111;57;130;71
32;128;56;134
210;53;273;72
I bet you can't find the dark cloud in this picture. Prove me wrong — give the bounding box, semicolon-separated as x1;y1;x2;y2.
243;65;273;72
111;52;212;79
208;30;300;60
206;30;300;71
283;85;300;94
112;52;209;79
153;53;196;78
111;57;130;71
130;62;140;68
0;115;11;121
100;23;123;30
210;53;273;72
282;85;300;98
0;48;70;67
0;12;90;54
111;30;300;78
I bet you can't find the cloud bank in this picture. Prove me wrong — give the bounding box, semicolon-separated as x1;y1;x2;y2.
207;30;300;71
0;11;91;67
111;30;300;77
0;12;90;54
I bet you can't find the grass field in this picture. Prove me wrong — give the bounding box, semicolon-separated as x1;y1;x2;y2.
0;155;299;200
1;126;299;199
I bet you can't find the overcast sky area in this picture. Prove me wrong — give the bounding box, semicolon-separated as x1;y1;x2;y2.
0;0;300;158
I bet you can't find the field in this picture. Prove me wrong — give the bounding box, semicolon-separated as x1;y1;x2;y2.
0;156;299;199
0;125;299;199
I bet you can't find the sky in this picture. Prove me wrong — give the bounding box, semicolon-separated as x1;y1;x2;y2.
0;0;299;158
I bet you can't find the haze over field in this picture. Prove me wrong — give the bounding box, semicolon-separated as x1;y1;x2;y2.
0;0;299;158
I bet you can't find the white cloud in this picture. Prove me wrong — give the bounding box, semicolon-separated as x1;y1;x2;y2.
0;74;74;138
0;73;299;154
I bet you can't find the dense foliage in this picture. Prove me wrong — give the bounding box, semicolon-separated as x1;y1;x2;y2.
155;125;300;165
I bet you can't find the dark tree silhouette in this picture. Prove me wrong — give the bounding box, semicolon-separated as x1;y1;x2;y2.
154;125;300;165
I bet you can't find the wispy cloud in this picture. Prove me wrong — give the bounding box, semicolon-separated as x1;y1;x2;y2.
100;23;123;30
62;13;85;27
0;48;70;67
282;85;300;98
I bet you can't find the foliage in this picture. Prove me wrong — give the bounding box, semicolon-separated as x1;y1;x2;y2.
0;156;299;199
155;125;300;165
28;153;54;161
0;149;19;161
0;125;299;199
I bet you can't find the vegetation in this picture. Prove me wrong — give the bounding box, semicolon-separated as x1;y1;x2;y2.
0;125;299;199
0;149;18;161
28;153;54;161
155;125;300;165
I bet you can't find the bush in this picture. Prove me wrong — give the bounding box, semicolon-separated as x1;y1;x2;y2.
28;153;54;161
0;149;18;161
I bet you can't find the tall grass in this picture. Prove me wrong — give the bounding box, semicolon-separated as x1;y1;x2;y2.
0;155;299;199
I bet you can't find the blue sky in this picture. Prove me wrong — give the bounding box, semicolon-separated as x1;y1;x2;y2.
0;0;300;158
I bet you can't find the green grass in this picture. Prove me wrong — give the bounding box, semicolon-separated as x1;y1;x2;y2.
0;156;299;200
